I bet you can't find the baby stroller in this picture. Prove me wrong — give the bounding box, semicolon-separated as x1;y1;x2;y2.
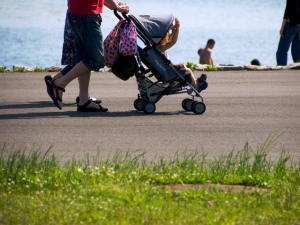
113;11;207;115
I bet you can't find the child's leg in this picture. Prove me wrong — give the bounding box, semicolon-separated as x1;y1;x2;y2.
182;67;198;89
178;64;208;91
187;71;208;92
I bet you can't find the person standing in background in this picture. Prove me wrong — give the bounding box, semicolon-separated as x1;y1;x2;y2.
198;39;215;65
276;0;300;66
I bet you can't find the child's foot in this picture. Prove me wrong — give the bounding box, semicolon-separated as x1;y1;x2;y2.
198;81;208;92
197;74;208;92
197;74;207;83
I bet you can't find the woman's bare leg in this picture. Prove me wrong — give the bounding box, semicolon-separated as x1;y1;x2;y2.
53;61;101;109
51;61;89;108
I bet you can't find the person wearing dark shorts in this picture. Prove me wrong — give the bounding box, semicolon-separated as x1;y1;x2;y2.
44;2;101;105
45;0;130;112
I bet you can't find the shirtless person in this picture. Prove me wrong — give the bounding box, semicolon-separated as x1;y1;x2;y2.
198;39;215;65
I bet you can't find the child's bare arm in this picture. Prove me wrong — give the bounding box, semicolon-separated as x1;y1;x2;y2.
164;18;180;50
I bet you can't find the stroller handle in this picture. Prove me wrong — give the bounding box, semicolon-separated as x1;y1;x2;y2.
114;9;131;23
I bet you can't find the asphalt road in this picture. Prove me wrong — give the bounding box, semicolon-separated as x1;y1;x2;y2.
0;70;299;164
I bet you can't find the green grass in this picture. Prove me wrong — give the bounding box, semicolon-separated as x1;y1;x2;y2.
0;66;52;73
204;65;218;71
1;133;300;225
185;62;219;72
186;62;198;71
0;66;9;73
33;66;47;72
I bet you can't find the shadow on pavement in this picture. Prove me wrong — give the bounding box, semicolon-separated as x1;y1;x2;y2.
0;101;184;120
0;101;75;110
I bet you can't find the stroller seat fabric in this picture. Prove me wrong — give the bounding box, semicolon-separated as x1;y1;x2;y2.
139;47;181;83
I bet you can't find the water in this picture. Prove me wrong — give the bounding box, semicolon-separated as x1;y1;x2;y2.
0;0;288;68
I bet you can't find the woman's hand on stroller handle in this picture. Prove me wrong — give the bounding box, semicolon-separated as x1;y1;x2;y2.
106;0;129;14
113;9;131;23
116;2;130;14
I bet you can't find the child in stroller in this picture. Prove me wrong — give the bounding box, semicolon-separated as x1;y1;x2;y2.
157;17;208;93
111;11;208;115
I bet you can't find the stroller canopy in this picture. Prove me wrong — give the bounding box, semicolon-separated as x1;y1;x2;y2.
130;14;175;44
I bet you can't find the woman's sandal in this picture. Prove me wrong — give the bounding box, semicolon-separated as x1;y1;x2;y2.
77;99;108;112
46;79;65;110
76;96;102;104
44;75;53;97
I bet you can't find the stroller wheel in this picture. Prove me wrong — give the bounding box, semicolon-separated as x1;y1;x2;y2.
134;99;145;111
142;102;156;114
182;98;194;111
192;102;206;115
181;98;188;110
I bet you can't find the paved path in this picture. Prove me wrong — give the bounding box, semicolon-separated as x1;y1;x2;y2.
0;70;299;164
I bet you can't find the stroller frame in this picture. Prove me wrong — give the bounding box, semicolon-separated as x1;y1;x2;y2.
114;11;206;115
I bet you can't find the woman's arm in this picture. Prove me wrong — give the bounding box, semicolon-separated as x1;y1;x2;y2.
104;0;129;13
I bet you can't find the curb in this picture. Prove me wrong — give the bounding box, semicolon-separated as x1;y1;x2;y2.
1;63;300;73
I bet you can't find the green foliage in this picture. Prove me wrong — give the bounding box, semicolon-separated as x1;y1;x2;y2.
33;66;46;72
12;66;28;72
0;66;9;73
0;66;47;73
204;65;218;71
0;133;300;224
185;62;198;71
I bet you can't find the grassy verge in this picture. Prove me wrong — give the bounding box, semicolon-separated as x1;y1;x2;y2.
0;66;49;73
1;133;300;225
